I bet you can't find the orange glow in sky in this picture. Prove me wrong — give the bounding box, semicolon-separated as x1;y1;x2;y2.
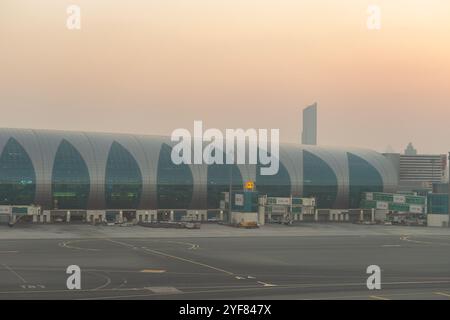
0;0;449;153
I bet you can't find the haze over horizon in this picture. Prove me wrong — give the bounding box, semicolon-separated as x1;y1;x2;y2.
1;0;449;154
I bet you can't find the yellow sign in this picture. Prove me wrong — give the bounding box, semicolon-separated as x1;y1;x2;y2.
244;181;255;190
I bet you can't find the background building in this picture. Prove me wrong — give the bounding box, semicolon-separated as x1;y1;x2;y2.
383;153;447;193
0;128;397;211
301;103;317;145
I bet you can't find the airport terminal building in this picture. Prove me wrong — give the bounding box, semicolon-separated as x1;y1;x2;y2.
0;128;397;214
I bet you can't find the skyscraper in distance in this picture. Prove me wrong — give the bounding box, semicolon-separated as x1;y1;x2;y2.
301;102;317;145
404;142;417;155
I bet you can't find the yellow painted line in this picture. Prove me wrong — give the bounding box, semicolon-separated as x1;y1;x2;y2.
370;295;390;300
434;292;450;298
140;269;166;273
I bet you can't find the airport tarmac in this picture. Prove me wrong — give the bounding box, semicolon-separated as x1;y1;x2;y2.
1;223;450;299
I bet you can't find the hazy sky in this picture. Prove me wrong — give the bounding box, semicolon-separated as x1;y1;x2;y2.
0;0;449;154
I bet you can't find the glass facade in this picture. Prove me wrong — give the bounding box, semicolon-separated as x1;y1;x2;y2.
105;142;142;209
207;157;243;208
256;157;291;197
303;150;338;208
52;139;90;209
347;152;383;208
427;194;448;214
0;138;36;205
0;130;396;211
157;143;194;209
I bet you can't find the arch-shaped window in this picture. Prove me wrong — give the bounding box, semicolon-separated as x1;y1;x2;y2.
207;150;243;208
256;156;291;197
348;153;383;208
51;139;90;209
303;150;338;208
0;138;36;205
105;142;142;209
157;143;193;209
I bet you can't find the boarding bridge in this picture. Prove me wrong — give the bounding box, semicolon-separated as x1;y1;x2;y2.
261;196;316;224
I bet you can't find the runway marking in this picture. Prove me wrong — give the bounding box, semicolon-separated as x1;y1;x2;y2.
89;272;112;291
106;239;235;276
115;279;127;289
80;285;277;300
400;235;450;246
6;266;231;276
257;281;276;287
2;278;450;299
59;240;101;251
0;251;19;253
400;236;433;245
369;295;390;300
382;245;401;247
140;239;200;250
20;284;45;289
139;246;234;275
140;269;166;273
2;264;27;284
145;287;181;294
318;290;434;300
434;292;450;298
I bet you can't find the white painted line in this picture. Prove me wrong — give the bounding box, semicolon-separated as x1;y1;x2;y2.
400;235;450;246
107;239;234;276
0;251;19;253
434;292;450;298
257;281;276;287
115;279;127;289
59;240;101;251
157;240;200;250
90;272;112;291
2;264;27;284
382;245;401;247
370;295;390;300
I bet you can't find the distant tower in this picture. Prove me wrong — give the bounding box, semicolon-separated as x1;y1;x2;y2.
404;142;417;155
301;103;317;145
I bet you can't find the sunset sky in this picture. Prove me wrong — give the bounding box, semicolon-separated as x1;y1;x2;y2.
0;0;449;154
